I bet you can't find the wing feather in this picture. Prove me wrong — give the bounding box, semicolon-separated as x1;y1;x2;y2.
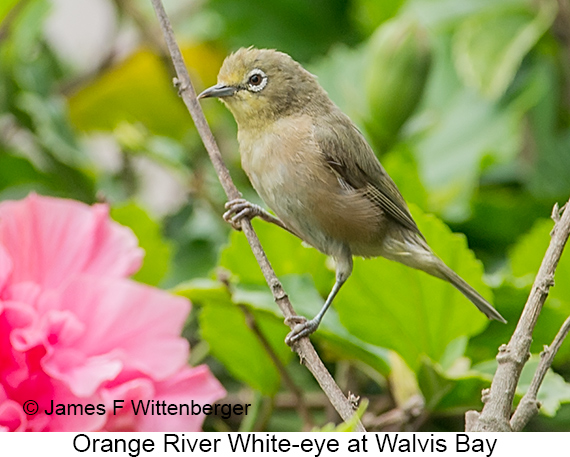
314;114;423;238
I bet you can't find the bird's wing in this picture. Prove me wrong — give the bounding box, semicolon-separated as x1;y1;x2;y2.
314;114;422;237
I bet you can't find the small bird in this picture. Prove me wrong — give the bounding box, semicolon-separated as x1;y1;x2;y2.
199;47;506;344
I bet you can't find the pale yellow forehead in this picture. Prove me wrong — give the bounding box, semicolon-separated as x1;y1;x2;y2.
217;48;288;86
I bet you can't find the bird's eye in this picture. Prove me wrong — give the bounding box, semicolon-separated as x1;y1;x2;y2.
246;69;267;92
249;74;262;85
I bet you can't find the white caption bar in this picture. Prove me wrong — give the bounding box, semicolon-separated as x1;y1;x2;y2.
0;432;559;456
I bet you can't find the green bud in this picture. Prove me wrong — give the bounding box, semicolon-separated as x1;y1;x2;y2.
364;17;431;152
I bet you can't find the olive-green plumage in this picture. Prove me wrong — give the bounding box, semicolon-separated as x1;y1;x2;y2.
199;47;506;343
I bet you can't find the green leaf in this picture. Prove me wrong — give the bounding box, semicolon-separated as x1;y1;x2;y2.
111;202;172;286
409;35;522;220
16;92;85;167
453;0;557;100
518;358;570;417
182;280;291;396
350;0;404;36
474;356;570;417
220;219;333;296
525;56;570;199
219;211;391;375
0;152;57;197
418;358;491;413
208;0;358;62
233;275;391;376
335;204;494;371
68;47;220;140
406;0;532;29
510;218;570;305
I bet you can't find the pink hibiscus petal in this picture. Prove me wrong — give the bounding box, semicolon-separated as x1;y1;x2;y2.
135;365;227;432
82;203;144;278
0;194;143;289
0;245;12;293
0;399;27;432
2;282;42;306
101;377;156;432
11;309;84;353
36;275;190;393
47;350;124;398
0;301;36;389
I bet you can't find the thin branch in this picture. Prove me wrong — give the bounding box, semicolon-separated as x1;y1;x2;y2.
467;199;570;431
510;315;570;431
240;305;314;430
148;0;364;430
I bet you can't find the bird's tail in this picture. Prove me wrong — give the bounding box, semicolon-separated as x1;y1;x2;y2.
383;236;506;323
434;260;506;323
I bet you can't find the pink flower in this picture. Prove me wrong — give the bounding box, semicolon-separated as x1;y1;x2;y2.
0;194;225;431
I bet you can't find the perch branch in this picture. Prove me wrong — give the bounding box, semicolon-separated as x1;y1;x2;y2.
510;315;570;431
149;0;364;431
467;199;570;431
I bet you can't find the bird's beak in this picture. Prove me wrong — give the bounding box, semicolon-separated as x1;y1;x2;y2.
198;84;237;99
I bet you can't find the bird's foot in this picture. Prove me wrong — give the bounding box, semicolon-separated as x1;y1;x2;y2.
223;198;264;230
284;315;319;346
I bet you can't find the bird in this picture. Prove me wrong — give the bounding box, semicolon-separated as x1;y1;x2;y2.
198;47;506;344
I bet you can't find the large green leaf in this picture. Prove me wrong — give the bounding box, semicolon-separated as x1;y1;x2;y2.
180;279;291;395
335;204;495;371
220;219;333;296
220;223;391;375
232;275;391;376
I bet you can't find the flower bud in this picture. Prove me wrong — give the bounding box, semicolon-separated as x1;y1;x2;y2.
364;17;431;151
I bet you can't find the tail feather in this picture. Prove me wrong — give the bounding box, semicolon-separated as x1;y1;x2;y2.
382;236;506;323
436;261;506;323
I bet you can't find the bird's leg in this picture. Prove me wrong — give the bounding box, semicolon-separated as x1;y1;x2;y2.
224;198;295;234
285;249;353;345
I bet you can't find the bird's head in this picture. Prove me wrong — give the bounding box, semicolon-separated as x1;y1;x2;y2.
199;47;327;128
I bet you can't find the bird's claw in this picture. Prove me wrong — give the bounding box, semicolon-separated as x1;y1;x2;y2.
284;315;318;346
223;198;262;231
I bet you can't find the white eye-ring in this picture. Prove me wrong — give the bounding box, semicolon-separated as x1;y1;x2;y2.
246;69;267;92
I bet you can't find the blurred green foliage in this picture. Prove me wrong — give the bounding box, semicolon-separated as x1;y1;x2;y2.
1;0;570;432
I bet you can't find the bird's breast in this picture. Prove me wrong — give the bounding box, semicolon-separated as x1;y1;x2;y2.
237;115;386;257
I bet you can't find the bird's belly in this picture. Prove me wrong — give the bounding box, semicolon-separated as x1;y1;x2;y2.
248;160;387;259
249;163;342;255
